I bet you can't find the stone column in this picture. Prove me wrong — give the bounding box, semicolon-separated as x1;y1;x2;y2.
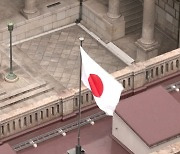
104;0;125;41
107;0;121;18
135;0;159;61
21;0;40;19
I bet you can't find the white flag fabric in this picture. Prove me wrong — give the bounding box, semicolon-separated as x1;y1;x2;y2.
80;46;124;116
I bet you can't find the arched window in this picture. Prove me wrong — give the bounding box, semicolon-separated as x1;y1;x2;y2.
166;63;169;72
1;126;4;134
52;107;54;115
86;94;89;102
146;71;149;79
171;61;173;70
176;60;179;68
123;80;125;88
161;65;164;74
7;123;10;132
81;96;83;104
40;111;43;119
13;121;15;130
35;113;38;121
151;69;154;78
91;94;94;101
24;117;27;126
57;104;60;113
75;98;78;107
128;78;131;86
156;67;158;76
30;115;32;124
19;119;21;128
46;109;49;117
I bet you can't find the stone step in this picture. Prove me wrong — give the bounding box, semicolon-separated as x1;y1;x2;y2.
119;0;136;6
0;85;54;109
120;1;141;13
125;22;142;34
126;16;143;28
119;0;143;34
124;10;143;22
122;5;142;17
0;81;47;102
0;90;6;96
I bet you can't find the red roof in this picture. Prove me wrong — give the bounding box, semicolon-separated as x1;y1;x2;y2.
0;143;16;154
116;86;180;147
17;117;129;154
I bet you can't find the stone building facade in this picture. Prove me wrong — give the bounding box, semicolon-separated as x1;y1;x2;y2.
0;0;179;151
155;0;180;40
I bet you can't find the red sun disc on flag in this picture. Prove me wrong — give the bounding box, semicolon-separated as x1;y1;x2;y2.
88;74;104;97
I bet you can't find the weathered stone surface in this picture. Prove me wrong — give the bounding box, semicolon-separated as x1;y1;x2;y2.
165;4;175;17
159;0;165;9
151;142;180;154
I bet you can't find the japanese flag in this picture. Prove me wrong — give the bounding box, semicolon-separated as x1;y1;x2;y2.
80;47;124;116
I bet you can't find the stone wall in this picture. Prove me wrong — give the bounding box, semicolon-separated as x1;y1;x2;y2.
155;0;179;40
0;1;79;44
139;0;179;40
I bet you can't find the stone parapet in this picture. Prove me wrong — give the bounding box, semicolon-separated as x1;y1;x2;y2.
155;0;180;40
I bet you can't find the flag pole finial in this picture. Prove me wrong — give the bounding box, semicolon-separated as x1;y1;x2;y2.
79;37;84;47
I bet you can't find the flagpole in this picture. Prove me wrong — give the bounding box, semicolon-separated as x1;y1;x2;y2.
76;37;84;154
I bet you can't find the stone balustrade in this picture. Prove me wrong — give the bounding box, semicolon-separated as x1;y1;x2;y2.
73;87;95;110
0;48;179;140
0;106;61;138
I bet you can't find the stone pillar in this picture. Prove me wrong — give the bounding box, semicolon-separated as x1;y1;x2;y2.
135;0;159;61
107;0;121;18
21;0;40;19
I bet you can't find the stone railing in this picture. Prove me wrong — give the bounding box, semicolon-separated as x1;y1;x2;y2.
0;48;179;141
115;48;180;92
0;96;63;139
